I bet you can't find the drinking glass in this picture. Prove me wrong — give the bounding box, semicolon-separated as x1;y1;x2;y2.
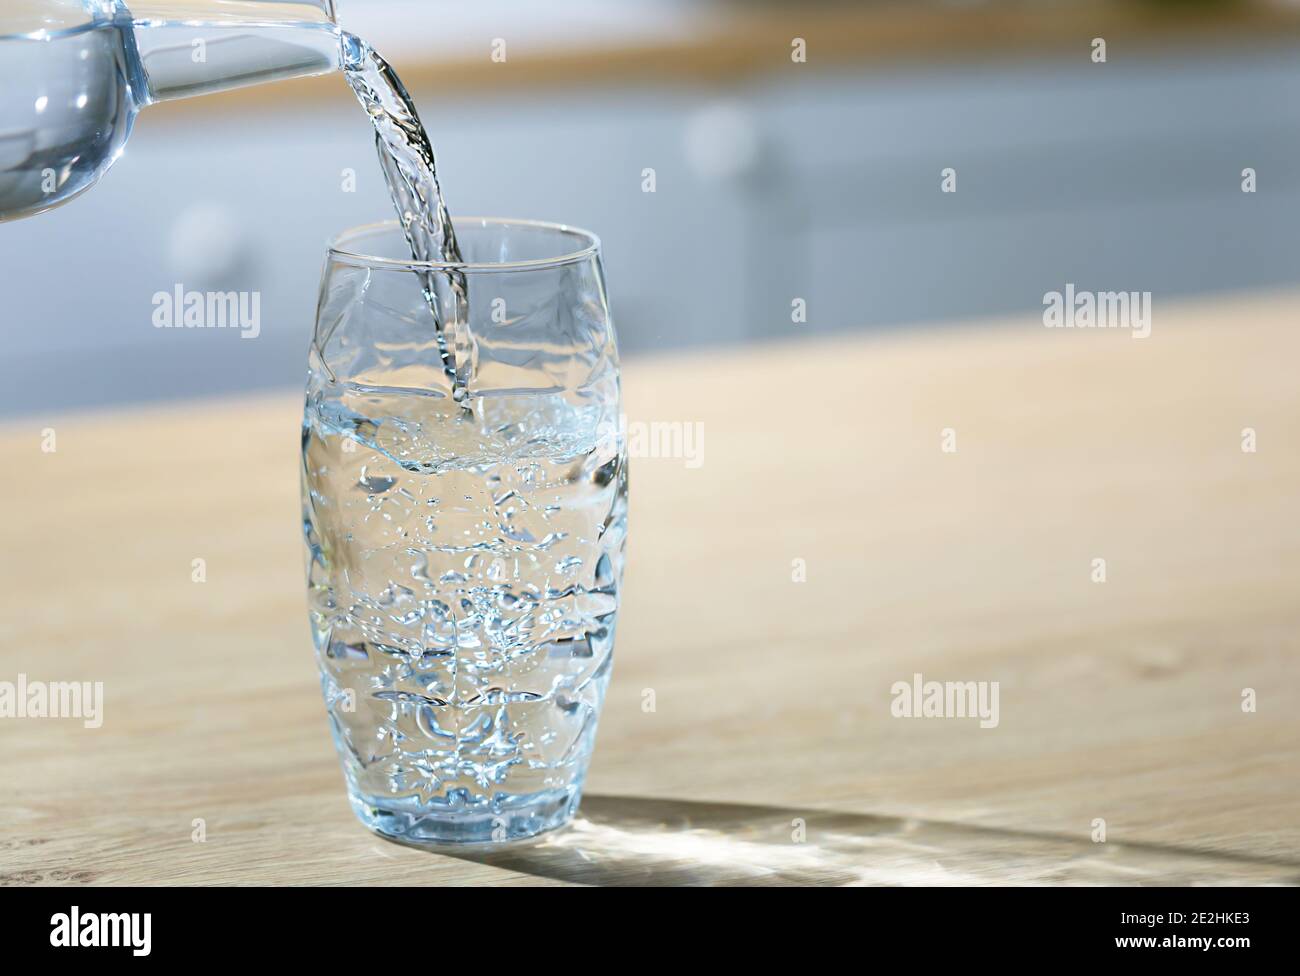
301;218;627;845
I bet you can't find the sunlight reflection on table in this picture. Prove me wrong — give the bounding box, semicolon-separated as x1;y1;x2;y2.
442;796;1300;886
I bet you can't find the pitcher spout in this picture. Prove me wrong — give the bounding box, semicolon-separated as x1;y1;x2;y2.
126;0;342;105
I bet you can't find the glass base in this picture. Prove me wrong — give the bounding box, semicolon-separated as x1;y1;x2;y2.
348;787;582;847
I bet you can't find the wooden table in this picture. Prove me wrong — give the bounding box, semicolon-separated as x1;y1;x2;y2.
2;291;1298;885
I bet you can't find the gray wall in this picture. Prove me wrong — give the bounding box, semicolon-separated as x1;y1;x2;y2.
3;43;1300;415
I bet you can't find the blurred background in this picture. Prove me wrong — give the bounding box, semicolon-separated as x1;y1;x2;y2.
4;1;1300;887
4;0;1300;414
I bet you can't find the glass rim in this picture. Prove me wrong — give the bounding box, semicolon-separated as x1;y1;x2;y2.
327;217;602;274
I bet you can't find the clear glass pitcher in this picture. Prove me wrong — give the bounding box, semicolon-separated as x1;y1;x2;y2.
0;0;340;221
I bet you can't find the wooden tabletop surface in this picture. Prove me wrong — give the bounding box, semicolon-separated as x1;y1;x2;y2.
2;291;1298;886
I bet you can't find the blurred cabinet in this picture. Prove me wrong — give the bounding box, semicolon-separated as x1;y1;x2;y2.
764;52;1300;338
3;47;1300;413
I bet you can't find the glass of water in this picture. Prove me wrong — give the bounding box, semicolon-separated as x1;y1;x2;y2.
301;218;627;845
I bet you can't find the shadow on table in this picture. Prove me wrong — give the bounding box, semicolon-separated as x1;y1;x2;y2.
441;794;1300;886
